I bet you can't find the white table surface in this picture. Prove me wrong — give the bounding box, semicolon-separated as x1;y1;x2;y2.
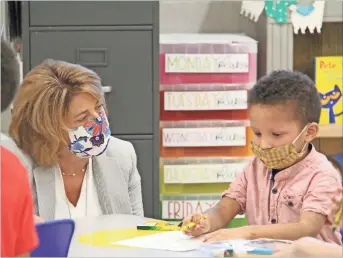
68;214;210;257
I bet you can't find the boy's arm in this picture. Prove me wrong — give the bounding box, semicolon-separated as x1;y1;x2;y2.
206;197;241;232
205;164;249;232
247;212;326;240
247;174;340;240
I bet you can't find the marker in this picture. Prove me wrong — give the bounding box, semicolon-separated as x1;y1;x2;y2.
137;221;181;231
137;225;181;231
247;247;273;255
223;248;234;257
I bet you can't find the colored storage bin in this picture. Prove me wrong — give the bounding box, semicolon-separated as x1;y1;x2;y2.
160;121;253;158
160;195;246;221
160;157;251;195
160;84;251;121
160;33;257;85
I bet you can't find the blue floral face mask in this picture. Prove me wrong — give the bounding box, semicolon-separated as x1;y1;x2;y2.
69;107;111;158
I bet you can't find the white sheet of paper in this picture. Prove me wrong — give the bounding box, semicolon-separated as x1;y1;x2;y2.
113;231;203;252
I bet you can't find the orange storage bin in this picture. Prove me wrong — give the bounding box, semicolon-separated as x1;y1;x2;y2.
160;121;253;158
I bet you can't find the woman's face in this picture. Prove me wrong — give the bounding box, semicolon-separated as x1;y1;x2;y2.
66;92;103;129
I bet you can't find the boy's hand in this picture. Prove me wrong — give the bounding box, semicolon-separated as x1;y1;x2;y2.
202;227;251;243
182;213;210;237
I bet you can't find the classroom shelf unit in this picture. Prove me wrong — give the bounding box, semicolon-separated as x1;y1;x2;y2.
318;125;343;138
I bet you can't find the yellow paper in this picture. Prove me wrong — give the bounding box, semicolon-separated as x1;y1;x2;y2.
315;56;343;125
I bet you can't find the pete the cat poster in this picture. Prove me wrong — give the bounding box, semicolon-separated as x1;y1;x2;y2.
314;56;343;125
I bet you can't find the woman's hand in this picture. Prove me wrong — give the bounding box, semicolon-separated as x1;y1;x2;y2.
34;215;44;223
272;237;314;257
272;237;342;257
182;213;211;237
202;227;251;243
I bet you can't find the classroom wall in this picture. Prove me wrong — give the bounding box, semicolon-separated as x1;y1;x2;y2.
159;0;317;34
1;1;263;134
160;1;257;37
1;0;259;134
0;0;8;38
2;0;341;134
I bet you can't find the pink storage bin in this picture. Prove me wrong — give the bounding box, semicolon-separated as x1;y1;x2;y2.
160;34;257;85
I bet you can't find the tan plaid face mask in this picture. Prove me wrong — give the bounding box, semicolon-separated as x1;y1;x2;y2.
251;125;309;170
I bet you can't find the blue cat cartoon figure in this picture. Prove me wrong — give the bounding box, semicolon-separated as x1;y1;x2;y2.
319;85;343;124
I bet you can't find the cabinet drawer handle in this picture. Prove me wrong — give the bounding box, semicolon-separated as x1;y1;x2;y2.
102;86;112;93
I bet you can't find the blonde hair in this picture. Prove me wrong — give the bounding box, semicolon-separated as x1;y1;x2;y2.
10;60;104;166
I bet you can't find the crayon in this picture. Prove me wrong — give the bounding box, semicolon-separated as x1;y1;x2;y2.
137;220;182;231
179;215;208;231
332;199;343;232
181;222;196;231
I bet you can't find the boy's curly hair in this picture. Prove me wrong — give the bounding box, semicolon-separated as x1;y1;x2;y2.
248;70;321;126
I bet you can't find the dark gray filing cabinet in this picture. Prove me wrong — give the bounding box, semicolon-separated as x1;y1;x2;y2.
21;1;160;218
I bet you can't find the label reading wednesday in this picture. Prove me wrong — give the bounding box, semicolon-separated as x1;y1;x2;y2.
162;127;246;147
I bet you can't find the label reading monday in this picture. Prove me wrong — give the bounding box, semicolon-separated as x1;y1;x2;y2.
163;163;246;184
165;54;249;73
162;127;246;147
164;90;248;111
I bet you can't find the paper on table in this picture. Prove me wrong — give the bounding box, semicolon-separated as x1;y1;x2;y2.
114;231;203;252
223;238;293;251
198;238;293;256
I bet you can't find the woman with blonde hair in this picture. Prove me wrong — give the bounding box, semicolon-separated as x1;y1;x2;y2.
8;59;143;220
